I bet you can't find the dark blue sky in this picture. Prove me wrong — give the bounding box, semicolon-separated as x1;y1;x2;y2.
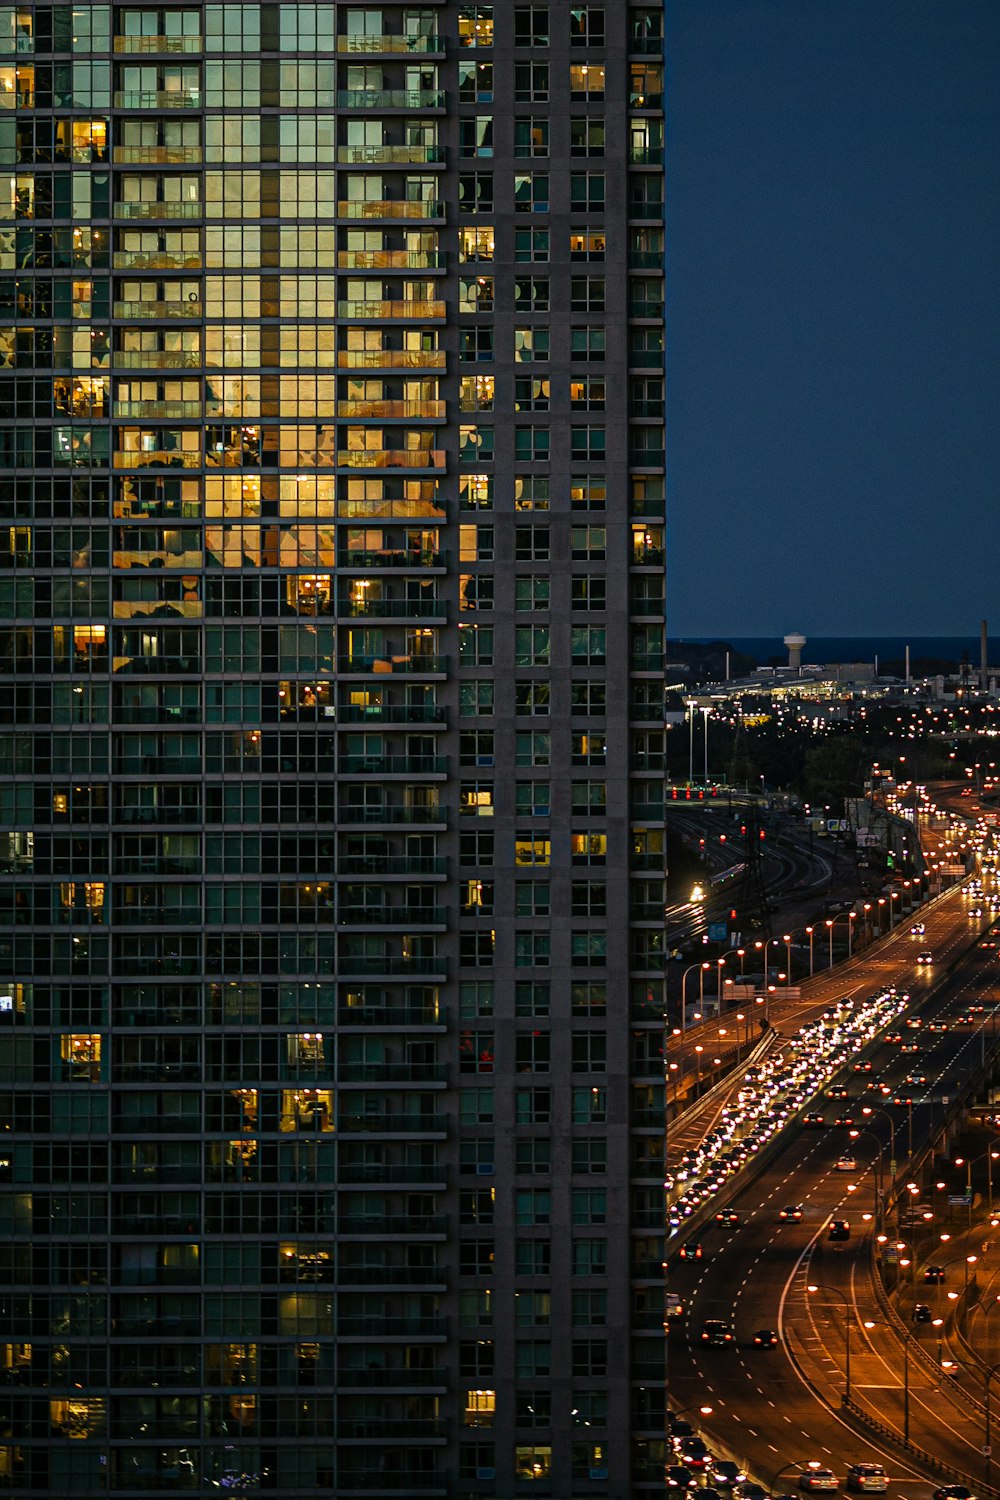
666;0;1000;637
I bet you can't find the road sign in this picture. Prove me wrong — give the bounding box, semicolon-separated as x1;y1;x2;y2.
889;1159;897;1175
949;1193;972;1206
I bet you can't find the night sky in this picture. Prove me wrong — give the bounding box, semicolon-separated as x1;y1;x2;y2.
666;0;1000;637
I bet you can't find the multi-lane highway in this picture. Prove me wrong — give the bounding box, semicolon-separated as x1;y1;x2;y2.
668;880;1000;1497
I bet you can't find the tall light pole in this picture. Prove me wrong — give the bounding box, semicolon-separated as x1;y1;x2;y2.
850;1124;886;1230
986;1361;1000;1483
782;933;793;983
701;704;711;784
825;911;855;967
807;1284;853;1402
686;699;698;784
805;924;815;976
679;962;709;1033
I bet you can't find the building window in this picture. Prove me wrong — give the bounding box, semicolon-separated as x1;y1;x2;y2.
514;62;549;102
514;7;550;46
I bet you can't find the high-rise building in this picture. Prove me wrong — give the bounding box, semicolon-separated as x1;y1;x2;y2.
0;2;665;1494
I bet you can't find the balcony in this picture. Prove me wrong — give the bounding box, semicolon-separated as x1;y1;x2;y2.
113;299;202;320
337;908;446;931
337;857;446;880
114;351;203;371
338;1059;446;1082
629;299;665;320
338;1212;446;1237
336;299;445;320
337;349;446;370
341;548;446;569
337;89;445;110
336;145;444;165
335;34;445;54
113;451;201;470
337;199;445;220
629;251;663;268
337;1163;446;1184
335;399;445;421
628;349;664;369
113;89;201;108
339;754;447;775
338;806;445;829
337;1417;447;1439
338;654;447;675
338;599;447;620
338;250;444;270
337;1367;447;1389
337;704;447;725
629;448;666;469
337;450;446;470
630;92;665;110
335;955;447;977
629;34;665;55
113;200;203;220
113;249;202;272
336;1122;448;1146
113;34;203;53
113;145;203;165
114;400;202;420
630;147;665;165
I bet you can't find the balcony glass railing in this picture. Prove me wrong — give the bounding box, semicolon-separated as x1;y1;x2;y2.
337;806;447;827
337;349;446;370
338;598;446;619
113;89;201;108
113;299;202;318
113;34;203;52
337;249;444;270
335;34;444;55
336;451;446;471
340;754;446;774
113;249;202;271
335;399;445;419
113;145;202;165
336;144;444;165
337;198;444;219
337;89;445;109
114;351;203;370
113;200;202;220
336;299;445;319
337;703;447;725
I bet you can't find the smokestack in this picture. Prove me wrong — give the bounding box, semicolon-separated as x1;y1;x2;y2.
982;620;989;690
905;645;910;684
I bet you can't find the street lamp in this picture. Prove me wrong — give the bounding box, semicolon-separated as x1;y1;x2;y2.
686;699;698;784
693;1045;704;1099
850;1124;887;1229
700;704;711;783
824;911;855;967
985;1361;1000;1482
782;932;793;982
806;1283;854;1402
805;924;815;975
679;962;710;1033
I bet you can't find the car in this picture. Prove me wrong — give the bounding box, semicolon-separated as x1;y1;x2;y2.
834;1114;854;1127
910;922;926;935
932;1489;976;1500
780;1204;804;1221
699;1319;734;1346
904;1073;927;1086
853;1060;873;1072
971;907;985;917
668;1466;697;1489
711;1462;748;1488
847;1464;888;1493
884;1032;904;1044
892;1095;913;1107
798;1470;839;1492
803;1113;826;1128
678;1438;709;1469
679;1243;703;1261
827;1085;850;1100
924;1265;945;1283
912;1302;933;1322
752;1328;778;1347
917;951;933;964
828;1219;851;1241
900;1041;920;1053
834;1156;858;1171
715;1209;740;1228
927;1021;949;1033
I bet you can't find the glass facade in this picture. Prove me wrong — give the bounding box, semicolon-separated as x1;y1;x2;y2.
0;2;665;1494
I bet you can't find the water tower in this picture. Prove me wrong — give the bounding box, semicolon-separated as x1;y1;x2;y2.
783;632;806;672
